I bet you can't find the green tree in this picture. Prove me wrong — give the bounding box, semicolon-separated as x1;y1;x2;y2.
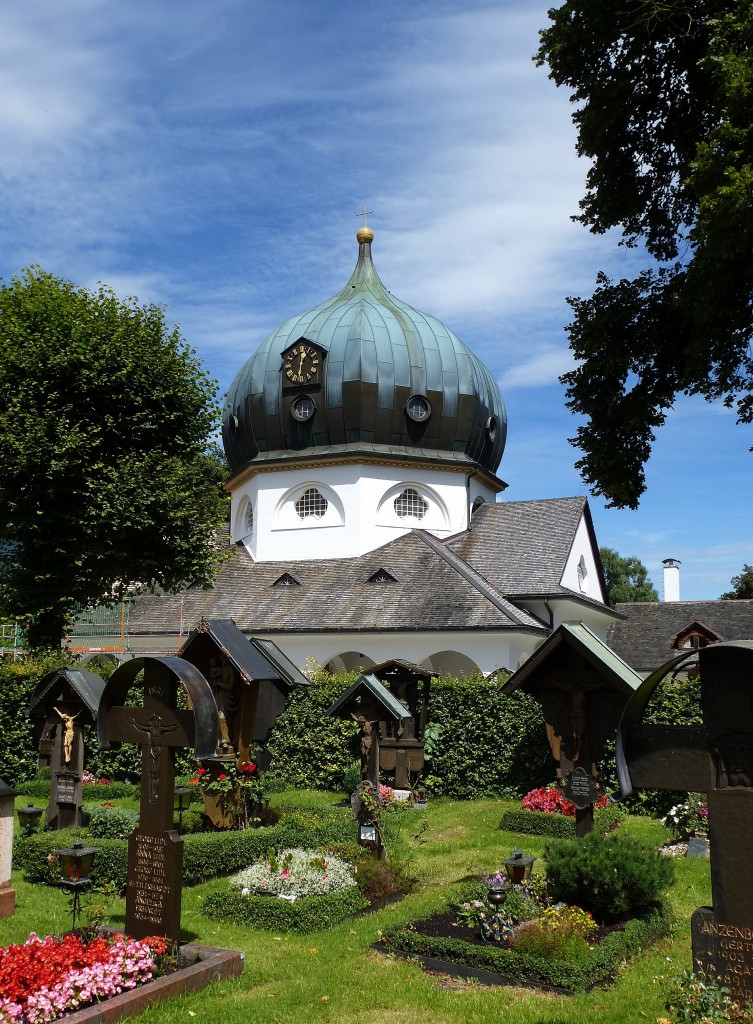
720;563;753;598
538;1;753;508
599;547;659;604
0;267;229;647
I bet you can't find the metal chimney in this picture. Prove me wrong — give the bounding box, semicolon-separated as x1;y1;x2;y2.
662;558;681;602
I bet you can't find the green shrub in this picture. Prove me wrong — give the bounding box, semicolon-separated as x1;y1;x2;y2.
499;803;623;838
202;884;367;933
341;760;361;795
17;779;140;800
544;831;675;923
86;805;139;839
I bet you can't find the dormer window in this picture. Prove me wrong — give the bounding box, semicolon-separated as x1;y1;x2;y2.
394;488;428;520
368;569;397;584
295;488;329;519
273;572;301;587
671;620;724;651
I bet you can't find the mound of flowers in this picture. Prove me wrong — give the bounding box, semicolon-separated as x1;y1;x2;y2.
230;847;356;899
522;785;609;818
0;931;168;1024
202;847;368;932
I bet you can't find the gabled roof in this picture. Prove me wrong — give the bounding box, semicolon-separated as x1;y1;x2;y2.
325;673;413;722
607;600;753;672
178;619;309;688
447;497;607;601
503;622;642;698
126;529;546;637
28;667;106;719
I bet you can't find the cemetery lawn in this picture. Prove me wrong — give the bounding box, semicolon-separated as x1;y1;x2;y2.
3;792;711;1024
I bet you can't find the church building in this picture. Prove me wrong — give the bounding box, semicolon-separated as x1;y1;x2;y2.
84;225;621;675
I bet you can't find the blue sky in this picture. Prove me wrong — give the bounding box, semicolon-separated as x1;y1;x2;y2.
2;0;751;600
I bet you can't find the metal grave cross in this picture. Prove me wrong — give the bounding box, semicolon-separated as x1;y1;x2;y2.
616;641;753;1002
98;656;218;942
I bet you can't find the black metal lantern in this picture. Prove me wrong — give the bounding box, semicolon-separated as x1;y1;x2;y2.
174;785;192;833
17;802;43;837
502;848;536;885
54;841;99;931
358;820;382;858
411;785;428;809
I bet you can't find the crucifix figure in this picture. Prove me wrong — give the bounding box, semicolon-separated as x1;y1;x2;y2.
616;640;753;1004
53;707;81;764
98;656;218;943
129;714;180;803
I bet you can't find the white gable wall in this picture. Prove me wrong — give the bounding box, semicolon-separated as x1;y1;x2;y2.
560;515;607;604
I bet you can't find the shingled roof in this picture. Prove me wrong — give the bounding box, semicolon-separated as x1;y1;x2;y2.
606;600;753;673
447;497;606;601
126;529;546;638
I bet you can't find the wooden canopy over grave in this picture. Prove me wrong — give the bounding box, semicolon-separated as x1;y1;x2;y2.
370;659;435;788
27;667;107;828
615;641;753;1004
97;656;218;944
326;674;411;790
178;618;309;766
502;622;641;834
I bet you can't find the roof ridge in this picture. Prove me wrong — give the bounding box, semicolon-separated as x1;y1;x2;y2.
414;530;542;629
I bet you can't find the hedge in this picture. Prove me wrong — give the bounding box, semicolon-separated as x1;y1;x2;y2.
18;807;365;891
17;779;140;801
499;803;623;838
378;901;672;992
202;885;368;933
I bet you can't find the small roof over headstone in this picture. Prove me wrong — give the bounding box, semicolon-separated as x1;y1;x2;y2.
28;667;106;719
178;619;309;689
370;659;438;682
502;622;642;698
0;778;19;800
326;674;413;722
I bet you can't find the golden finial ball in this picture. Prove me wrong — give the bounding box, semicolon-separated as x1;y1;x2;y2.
356;225;374;244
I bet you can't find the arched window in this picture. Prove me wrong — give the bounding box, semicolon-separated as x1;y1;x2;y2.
394;487;428;520
577;555;588;592
295;487;329;519
245;503;254;535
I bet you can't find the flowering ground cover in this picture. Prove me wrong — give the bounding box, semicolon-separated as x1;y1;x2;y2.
0;932;168;1024
521;785;609;817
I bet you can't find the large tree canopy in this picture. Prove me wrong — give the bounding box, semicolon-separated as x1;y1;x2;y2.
0;268;229;647
599;547;659;603
538;1;753;508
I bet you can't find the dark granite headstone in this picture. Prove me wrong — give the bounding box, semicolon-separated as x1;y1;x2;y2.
616;642;753;1004
98;657;218;945
561;768;599;810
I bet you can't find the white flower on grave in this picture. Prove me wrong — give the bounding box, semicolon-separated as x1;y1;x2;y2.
241;887;250;895
229;849;356;898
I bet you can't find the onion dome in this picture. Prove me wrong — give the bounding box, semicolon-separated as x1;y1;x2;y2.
222;227;507;479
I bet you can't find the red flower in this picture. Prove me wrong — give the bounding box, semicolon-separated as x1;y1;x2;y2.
218;773;227;781
197;767;207;777
190;776;198;784
241;762;257;773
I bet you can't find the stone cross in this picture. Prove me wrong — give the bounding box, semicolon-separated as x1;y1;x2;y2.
616;641;753;1003
98;656;218;944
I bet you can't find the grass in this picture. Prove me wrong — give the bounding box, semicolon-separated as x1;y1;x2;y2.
2;790;709;1024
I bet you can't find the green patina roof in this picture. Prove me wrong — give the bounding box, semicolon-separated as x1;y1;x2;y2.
223;229;507;477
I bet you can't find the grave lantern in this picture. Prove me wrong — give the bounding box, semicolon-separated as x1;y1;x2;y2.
173;786;192;833
54;840;99;931
17;803;43;837
0;778;20;919
502;848;536;884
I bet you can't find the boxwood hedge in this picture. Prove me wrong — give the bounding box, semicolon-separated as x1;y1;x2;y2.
378;901;672;992
202;885;368;933
499;803;623;838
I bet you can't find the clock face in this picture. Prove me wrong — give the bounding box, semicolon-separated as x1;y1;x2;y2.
284;343;319;384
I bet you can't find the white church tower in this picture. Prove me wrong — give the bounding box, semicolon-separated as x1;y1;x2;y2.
222;225;507;562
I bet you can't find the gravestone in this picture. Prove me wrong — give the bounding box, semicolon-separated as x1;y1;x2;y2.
0;778;19;918
27;667;106;829
503;623;641;835
98;656;218;944
178;619;310;827
616;640;753;1003
371;660;434;789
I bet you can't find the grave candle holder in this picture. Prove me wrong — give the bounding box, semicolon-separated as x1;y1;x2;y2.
54;840;99;931
502;848;536;884
17;803;43;837
173;786;192;833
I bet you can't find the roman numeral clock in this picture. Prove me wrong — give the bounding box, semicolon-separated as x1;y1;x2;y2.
283;341;320;385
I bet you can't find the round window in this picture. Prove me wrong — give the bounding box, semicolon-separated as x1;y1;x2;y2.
291;395;316;422
405;395;431;423
486;416;497;441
